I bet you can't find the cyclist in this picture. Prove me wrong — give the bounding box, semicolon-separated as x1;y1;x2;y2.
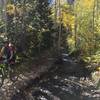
0;42;17;83
0;41;11;64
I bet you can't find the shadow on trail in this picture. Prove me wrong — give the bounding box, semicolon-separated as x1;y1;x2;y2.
30;60;90;100
11;58;99;100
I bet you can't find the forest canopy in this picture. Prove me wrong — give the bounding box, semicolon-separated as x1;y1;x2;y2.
0;0;100;63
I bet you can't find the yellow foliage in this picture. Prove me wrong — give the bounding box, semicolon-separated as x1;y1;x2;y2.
78;0;94;10
76;0;94;13
83;0;94;8
67;35;75;50
97;67;100;71
67;35;75;44
7;4;15;15
62;11;75;27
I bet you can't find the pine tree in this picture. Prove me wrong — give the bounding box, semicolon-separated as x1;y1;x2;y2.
36;0;53;29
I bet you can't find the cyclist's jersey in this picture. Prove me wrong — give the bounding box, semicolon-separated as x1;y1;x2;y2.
9;46;16;64
3;46;11;60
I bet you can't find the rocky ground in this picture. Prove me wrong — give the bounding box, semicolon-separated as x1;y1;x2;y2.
0;56;100;100
0;57;54;100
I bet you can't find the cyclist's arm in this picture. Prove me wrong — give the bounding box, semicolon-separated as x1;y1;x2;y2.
0;47;5;56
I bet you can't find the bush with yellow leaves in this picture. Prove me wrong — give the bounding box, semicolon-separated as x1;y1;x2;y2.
7;4;15;15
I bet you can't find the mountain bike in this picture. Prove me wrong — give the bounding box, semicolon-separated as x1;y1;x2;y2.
0;61;18;87
0;63;6;87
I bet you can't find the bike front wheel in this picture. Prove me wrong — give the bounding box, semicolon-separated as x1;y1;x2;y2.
0;70;4;87
9;68;18;82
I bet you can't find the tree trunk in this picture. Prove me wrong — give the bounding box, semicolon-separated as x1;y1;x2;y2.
92;0;96;52
58;0;62;54
74;1;77;49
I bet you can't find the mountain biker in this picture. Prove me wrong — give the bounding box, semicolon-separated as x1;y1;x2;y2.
0;41;11;64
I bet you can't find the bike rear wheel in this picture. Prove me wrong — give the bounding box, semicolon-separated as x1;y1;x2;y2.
9;68;18;82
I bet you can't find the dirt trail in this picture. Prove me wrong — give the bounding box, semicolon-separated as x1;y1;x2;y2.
0;57;54;100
